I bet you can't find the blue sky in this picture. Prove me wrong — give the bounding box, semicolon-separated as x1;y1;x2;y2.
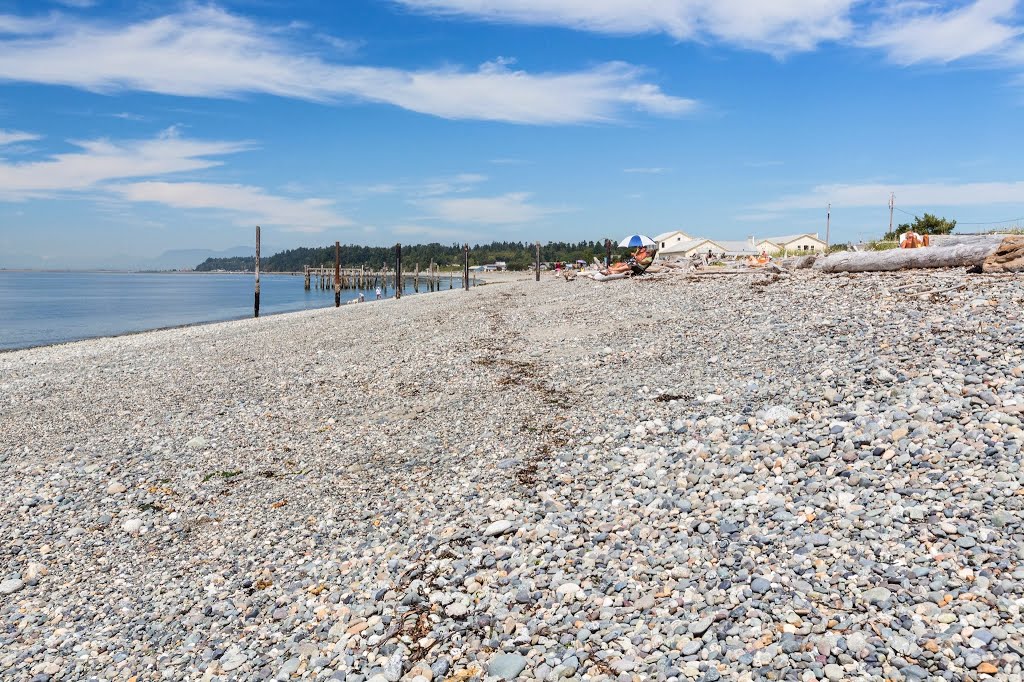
1;0;1024;268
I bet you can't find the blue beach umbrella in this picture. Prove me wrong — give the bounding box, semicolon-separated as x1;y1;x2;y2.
618;234;656;248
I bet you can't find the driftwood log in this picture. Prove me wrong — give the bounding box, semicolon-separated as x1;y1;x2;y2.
814;236;1024;274
779;255;818;270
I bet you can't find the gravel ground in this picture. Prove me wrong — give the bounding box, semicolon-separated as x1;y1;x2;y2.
1;269;1023;682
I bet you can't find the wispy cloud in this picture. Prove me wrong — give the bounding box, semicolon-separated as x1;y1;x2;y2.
761;179;1024;210
623;166;670;174
862;0;1024;64
489;157;531;165
0;128;250;199
414;173;488;197
418;191;565;224
0;128;350;231
396;0;858;54
392;223;475;240
0;7;695;125
109;181;352;232
397;0;1024;66
0;129;40;145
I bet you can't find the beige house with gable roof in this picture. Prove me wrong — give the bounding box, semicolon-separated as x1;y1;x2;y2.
651;229;826;259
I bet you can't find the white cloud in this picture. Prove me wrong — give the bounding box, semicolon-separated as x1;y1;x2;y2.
0;7;694;124
0;128;249;199
415;173;489;197
419;191;564;223
0;129;40;145
862;0;1024;64
396;0;858;54
0;13;57;34
624;167;670;174
109;182;352;232
397;0;1024;65
761;180;1024;210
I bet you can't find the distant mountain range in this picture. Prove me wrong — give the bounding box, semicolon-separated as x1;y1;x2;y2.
139;246;255;271
0;246;256;271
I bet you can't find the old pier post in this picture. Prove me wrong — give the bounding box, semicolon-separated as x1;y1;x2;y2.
535;241;541;281
334;242;341;307
254;225;261;318
463;244;470;291
605;239;612;268
395;244;402;299
304;265;310;290
414;263;419;293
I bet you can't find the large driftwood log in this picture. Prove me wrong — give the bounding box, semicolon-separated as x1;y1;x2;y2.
778;255;817;270
813;237;1024;273
983;236;1024;273
927;234;1006;248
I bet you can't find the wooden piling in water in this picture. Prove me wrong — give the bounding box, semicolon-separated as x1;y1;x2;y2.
535;241;540;282
304;265;310;290
334;242;341;307
463;244;470;291
254;226;261;318
395;244;402;299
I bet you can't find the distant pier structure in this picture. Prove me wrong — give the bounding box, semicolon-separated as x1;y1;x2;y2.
302;260;460;296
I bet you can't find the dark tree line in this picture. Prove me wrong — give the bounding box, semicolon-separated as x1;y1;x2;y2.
195;240;618;272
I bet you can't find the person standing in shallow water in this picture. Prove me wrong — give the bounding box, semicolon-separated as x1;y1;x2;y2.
375;287;382;300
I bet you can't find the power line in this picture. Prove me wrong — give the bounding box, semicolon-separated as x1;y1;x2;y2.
892;205;1022;226
957;216;1024;225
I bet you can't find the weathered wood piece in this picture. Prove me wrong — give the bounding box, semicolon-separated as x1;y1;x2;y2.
254;226;261;318
813;238;1023;273
779;255;817;270
395;244;402;299
982;236;1024;273
334;242;341;307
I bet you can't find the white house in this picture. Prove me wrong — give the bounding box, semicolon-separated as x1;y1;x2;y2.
654;230;692;251
715;240;761;257
659;238;725;259
760;233;827;254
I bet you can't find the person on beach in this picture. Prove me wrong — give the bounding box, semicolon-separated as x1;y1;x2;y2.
599;245;656;277
375;287;382;300
359;292;365;303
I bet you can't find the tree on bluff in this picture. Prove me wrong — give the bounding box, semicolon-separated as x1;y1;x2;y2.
883;213;956;241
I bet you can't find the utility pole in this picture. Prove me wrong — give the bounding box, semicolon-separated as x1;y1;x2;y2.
888;192;895;237
825;203;831;251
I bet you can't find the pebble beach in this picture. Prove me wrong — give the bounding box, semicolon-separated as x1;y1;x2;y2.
2;269;1024;682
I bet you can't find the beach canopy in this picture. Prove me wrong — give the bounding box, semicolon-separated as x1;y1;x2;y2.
619;234;656;248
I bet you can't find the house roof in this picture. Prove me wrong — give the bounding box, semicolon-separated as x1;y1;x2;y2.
654;230;690;242
661;238;721;254
765;233;824;246
715;240;761;255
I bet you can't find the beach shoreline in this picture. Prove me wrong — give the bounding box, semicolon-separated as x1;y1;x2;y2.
0;270;503;354
2;270;1022;680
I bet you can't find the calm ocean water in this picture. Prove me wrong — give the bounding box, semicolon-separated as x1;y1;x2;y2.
0;271;463;351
